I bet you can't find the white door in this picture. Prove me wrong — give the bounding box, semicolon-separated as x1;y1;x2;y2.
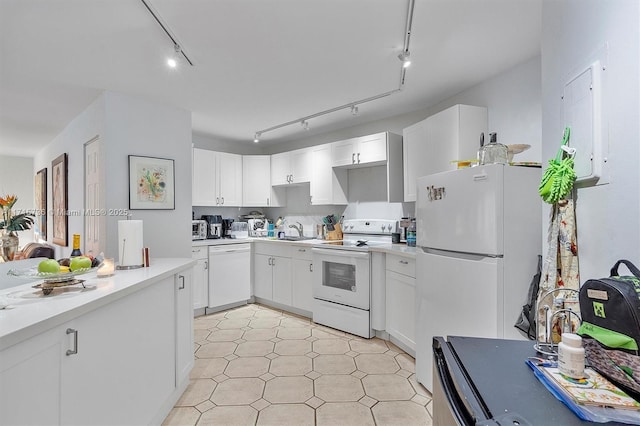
357;132;387;164
425;106;459;175
290;148;311;183
192;148;217;206
416;164;504;255
270;152;290;186
385;270;416;352
218;152;243;206
243;155;271;206
254;253;273;300
312;248;370;310
84;136;104;256
331;138;357;167
403;120;428;202
272;255;292;305
415;249;501;392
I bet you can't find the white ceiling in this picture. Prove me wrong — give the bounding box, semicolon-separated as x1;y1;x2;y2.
0;0;541;157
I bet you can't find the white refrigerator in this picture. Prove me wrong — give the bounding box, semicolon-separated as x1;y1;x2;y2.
415;164;541;392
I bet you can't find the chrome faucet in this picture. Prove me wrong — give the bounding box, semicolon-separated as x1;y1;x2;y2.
289;222;303;237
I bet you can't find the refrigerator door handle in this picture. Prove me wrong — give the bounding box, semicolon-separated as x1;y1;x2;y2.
473;173;488;181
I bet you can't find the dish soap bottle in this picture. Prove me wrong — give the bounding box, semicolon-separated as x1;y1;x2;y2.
478;132;508;165
406;219;417;247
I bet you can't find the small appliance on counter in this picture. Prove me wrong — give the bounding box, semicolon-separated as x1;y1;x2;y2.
248;218;269;237
222;218;234;238
230;221;249;239
201;215;222;239
398;217;412;243
192;219;208;241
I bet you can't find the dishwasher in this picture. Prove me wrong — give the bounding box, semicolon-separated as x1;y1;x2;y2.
208;243;251;309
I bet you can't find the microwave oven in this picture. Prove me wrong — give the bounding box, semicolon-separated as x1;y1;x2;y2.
192;220;208;240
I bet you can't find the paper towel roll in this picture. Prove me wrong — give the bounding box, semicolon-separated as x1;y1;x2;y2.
118;220;143;267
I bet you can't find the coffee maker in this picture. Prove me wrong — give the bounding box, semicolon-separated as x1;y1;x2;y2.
201;215;222;239
222;218;234;238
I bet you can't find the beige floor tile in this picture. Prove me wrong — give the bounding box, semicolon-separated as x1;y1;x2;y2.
193;316;221;329
358;395;377;408
195;400;214;413
251;398;271;411
193;329;210;343
248;317;282;329
277;327;311;339
395;352;416;372
206;328;244;342
412;394;431;406
408;374;432;398
216;318;251;329
224;307;256;319
269;355;312;376
253;308;284;317
224;356;270;378
362;374;416;401
313;338;351;354
313;354;357;375
274;339;312;355
196;405;258;426
263;376;314;403
305;396;325;409
280;317;311;328
355;353;400;374
313;325;347;337
195;341;237;358
210;377;265;405
372;401;432;426
257;403;314;426
162;407;201;426
311;328;339;339
234;340;275;357
349;338;389;354
426;399;433;417
243;328;278;341
190;358;228;379
314;375;365;402
316;402;375;426
175;379;216;406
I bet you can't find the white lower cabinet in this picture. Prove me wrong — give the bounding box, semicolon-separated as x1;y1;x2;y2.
272;256;293;306
292;247;314;312
253;244;292;305
192;246;209;310
385;254;416;353
1;274;190;425
208;244;251;308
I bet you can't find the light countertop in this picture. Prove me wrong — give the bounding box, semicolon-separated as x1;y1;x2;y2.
0;258;195;351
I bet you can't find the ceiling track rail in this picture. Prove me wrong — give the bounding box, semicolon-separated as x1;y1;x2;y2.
140;0;194;66
254;0;415;142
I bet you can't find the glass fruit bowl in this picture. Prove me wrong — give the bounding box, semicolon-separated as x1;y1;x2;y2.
7;266;97;283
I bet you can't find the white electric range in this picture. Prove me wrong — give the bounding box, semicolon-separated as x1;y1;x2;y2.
311;219;395;338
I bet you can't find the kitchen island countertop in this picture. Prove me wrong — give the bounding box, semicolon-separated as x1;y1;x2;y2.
0;258;195;351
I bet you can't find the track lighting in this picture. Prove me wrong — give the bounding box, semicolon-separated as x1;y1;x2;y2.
167;44;181;68
351;105;359;116
141;0;194;67
398;51;411;68
301;120;309;130
254;132;261;143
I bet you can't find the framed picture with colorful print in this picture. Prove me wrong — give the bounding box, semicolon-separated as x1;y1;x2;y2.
128;155;175;210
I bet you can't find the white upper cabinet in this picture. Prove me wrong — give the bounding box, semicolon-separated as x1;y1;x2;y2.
310;143;348;205
271;148;311;186
243;155;285;207
402;104;487;202
332;132;388;168
192;148;243;206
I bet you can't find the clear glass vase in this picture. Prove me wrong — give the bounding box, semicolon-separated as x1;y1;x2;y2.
1;230;19;262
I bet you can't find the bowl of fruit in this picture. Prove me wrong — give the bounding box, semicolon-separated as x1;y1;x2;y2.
8;256;100;294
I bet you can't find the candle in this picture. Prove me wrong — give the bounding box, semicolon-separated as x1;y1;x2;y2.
118;220;143;268
97;258;115;277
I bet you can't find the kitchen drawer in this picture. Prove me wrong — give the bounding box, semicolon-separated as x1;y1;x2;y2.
291;246;313;261
254;242;293;258
191;246;208;260
385;253;415;278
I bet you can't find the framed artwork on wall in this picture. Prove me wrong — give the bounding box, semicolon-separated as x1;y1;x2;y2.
35;167;47;241
52;153;68;246
128;155;175;210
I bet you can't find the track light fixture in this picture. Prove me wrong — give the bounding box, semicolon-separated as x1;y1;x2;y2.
167;44;181;68
254;132;261;143
398;51;411;68
251;0;415;142
141;0;194;67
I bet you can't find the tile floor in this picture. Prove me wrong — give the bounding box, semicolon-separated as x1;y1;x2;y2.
163;303;433;426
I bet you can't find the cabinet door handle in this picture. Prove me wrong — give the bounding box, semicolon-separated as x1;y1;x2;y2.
216;197;220;205
357;152;361;163
399;260;409;265
204;260;208;270
66;328;78;356
221;197;224;205
298;248;306;252
178;275;185;290
309;263;313;272
271;257;275;266
290;174;294;183
268;257;272;266
352;153;355;164
267;197;270;206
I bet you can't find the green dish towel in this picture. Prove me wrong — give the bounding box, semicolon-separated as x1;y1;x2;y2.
539;127;576;204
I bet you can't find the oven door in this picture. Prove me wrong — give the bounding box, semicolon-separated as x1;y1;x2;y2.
312;248;370;310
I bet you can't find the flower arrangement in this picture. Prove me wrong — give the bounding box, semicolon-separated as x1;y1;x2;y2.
0;194;34;232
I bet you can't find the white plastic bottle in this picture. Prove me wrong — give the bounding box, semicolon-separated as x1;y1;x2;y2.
558;333;585;379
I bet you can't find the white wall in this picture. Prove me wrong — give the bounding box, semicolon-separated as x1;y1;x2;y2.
34;92;192;260
0;155;35;244
541;0;640;279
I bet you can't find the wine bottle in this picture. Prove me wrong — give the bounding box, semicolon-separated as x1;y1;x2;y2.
70;234;82;257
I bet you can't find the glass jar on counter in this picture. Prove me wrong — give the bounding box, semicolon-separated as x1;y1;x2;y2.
478;132;508;165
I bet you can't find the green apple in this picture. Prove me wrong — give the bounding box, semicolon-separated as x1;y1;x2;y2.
38;259;61;274
70;256;92;271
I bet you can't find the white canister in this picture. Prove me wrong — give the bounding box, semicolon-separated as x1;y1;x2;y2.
558;333;585;378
